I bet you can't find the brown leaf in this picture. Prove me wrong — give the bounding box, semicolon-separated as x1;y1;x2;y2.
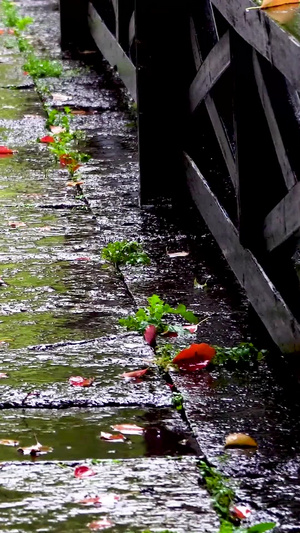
111;424;144;435
51;93;71;102
18;441;53;456
69;376;94;387
100;432;126;442
121;368;149;379
167;250;189;258
8;221;26;228
88;519;113;530
0;439;19;446
225;433;258;448
266;4;299;22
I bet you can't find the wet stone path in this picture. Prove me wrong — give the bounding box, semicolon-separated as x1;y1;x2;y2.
0;0;300;532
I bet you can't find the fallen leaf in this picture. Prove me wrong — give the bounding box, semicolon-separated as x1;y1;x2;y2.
69;376;94;387
266;3;299;22
71;109;92;115
50;125;66;134
75;257;91;261
167;250;189;258
40;136;55;144
88;519;113;531
100;432;126;442
144;325;157;347
225;433;258;448
172;343;216;367
0;439;19;446
8;221;26;228
111;424;144;435
66;180;84;187
0;29;5;34
18;441;53;456
80;494;120;506
51;93;71;102
183;325;198;333
247;0;299;9
74;465;96;478
38;226;51;232
121;368;149;379
232;504;252;519
0;146;14;154
23;71;29;75
7;29;15;34
0;373;8;378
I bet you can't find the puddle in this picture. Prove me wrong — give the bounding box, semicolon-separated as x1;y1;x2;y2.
0;407;196;462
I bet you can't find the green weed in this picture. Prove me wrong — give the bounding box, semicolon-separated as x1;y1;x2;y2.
172;392;184;411
218;521;276;533
154;343;177;370
45;107;72;132
212;343;267;368
23;54;62;78
198;461;235;518
119;294;198;334
101;240;150;268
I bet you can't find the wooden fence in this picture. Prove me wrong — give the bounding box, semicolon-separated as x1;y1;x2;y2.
60;0;300;355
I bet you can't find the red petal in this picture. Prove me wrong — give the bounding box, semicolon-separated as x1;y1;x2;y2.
144;325;157;347
69;376;94;387
0;146;14;154
88;519;113;531
74;465;96;478
121;368;149;379
40;136;55;144
75;257;91;261
172;343;215;366
182;324;198;333
232;505;252;519
161;330;178;338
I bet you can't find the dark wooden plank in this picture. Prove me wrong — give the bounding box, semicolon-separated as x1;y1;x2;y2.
184;151;300;353
189;0;219;59
60;0;92;51
264;181;300;252
253;51;297;191
231;29;285;253
211;0;300;90
88;2;136;100
135;0;192;203
189;31;230;114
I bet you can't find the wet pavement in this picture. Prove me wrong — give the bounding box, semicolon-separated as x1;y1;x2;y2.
0;0;300;532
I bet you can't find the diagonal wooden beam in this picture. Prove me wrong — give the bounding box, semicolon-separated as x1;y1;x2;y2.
264;181;300;252
184;151;300;352
189;31;230;114
88;2;136;101
253;51;297;191
189;21;236;189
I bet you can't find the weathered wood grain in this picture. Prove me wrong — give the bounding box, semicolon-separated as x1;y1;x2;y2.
211;0;300;90
88;2;136;100
189;31;230;114
264;181;300;252
184;152;300;353
253;51;297;191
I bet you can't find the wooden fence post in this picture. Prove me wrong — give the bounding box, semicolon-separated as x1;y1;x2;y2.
135;0;191;204
60;0;92;52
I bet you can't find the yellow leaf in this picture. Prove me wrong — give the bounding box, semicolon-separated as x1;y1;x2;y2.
225;433;258;447
266;4;299;22
247;0;299;10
